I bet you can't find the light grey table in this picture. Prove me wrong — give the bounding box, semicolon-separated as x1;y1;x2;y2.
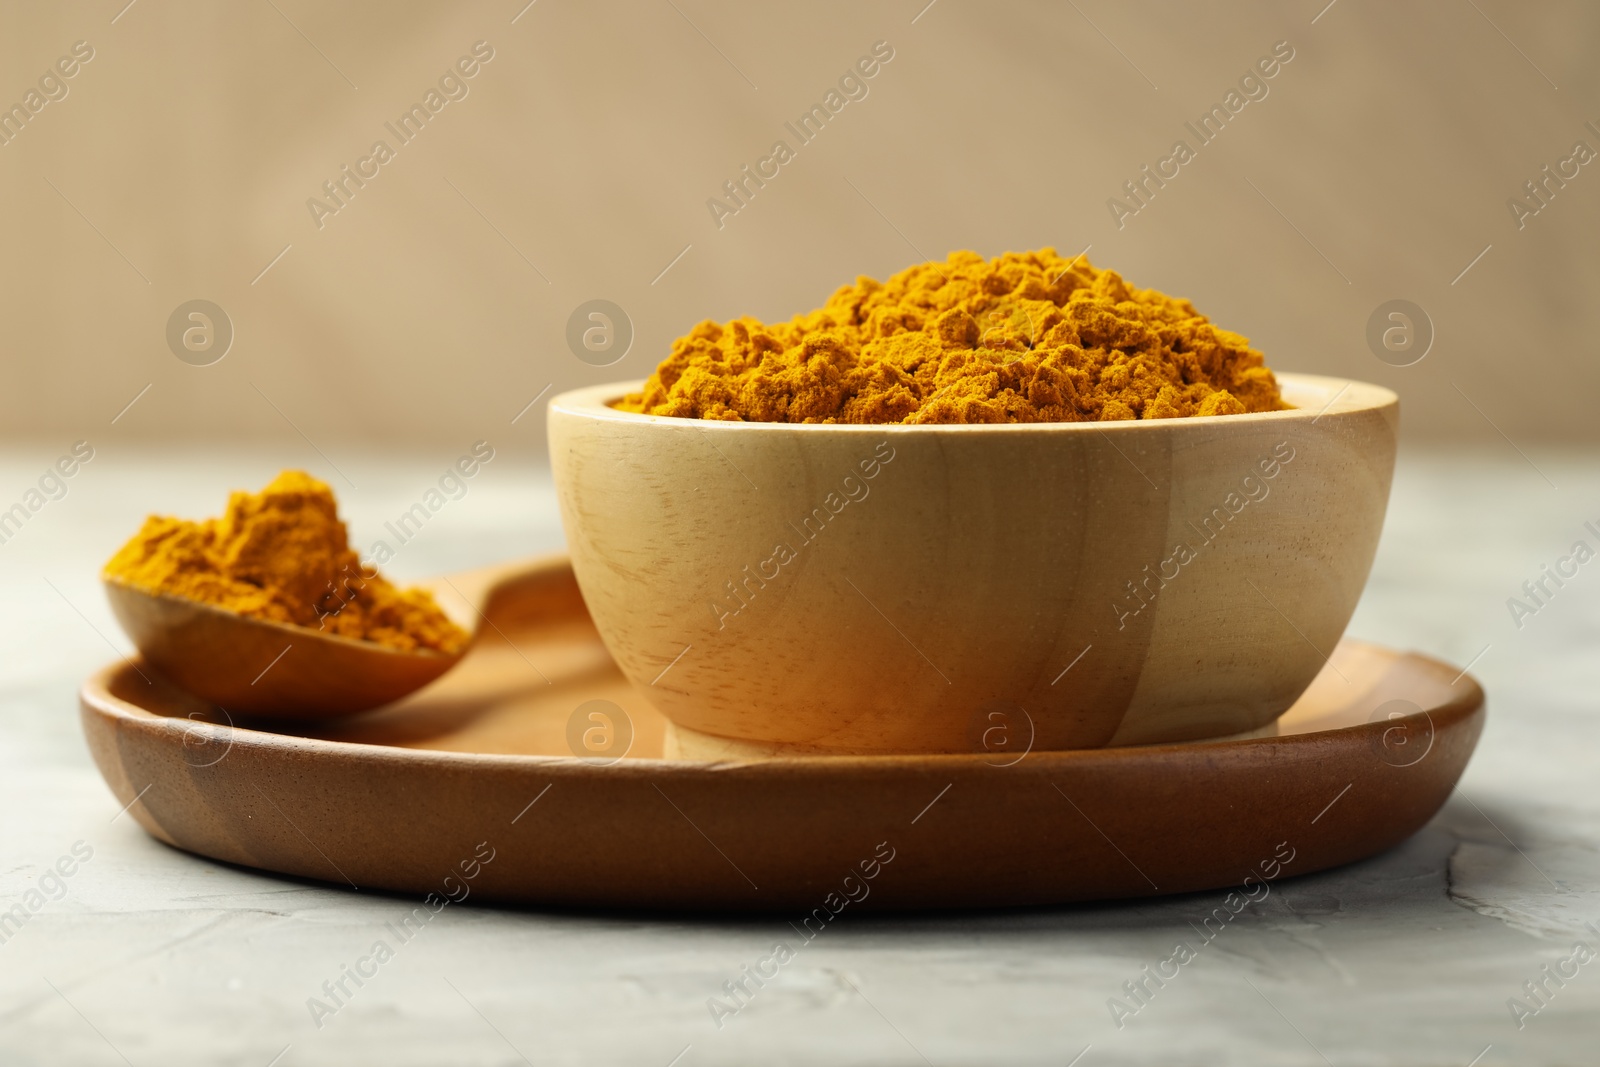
2;446;1596;1066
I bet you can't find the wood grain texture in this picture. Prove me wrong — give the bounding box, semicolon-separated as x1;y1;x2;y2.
79;558;1481;913
549;373;1399;754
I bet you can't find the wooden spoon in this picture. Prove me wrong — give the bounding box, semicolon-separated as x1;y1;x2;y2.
103;555;557;720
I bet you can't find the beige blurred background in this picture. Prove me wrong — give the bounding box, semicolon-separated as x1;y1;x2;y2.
1;0;1596;459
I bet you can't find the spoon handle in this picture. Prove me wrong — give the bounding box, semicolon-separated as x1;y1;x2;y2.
420;552;574;634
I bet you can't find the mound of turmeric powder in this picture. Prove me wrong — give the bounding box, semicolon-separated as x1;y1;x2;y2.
103;471;468;654
618;248;1285;423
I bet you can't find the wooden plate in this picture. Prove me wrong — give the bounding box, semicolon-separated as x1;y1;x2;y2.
80;559;1484;912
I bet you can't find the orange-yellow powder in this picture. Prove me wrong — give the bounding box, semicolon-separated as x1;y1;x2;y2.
103;471;468;654
617;248;1285;423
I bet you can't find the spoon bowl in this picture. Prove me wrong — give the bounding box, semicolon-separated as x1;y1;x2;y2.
103;556;548;719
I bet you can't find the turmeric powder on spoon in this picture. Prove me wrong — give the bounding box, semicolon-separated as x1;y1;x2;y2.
618;248;1285;424
103;471;467;654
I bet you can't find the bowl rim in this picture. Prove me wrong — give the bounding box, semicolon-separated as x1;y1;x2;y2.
548;372;1396;434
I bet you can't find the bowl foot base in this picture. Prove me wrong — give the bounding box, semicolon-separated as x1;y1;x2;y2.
663;722;857;759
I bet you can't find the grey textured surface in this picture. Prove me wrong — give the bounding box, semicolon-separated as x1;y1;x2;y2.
1;447;1597;1066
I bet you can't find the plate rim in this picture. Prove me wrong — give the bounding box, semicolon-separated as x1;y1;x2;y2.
79;638;1484;777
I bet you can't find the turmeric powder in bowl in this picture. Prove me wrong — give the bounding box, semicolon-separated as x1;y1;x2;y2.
618;248;1286;424
102;471;468;654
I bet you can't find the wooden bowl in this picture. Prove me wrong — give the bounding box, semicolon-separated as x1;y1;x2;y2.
548;374;1398;755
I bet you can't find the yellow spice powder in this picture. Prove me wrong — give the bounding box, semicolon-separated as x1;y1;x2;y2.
103;470;468;654
618;248;1285;423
